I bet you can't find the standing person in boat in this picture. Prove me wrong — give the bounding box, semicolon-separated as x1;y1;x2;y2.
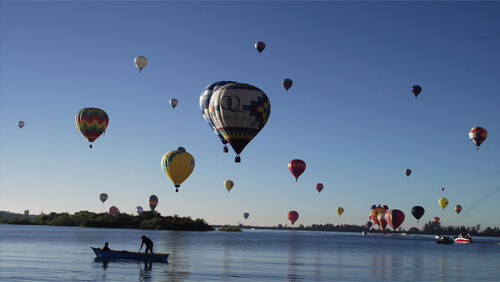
140;235;154;254
102;242;110;251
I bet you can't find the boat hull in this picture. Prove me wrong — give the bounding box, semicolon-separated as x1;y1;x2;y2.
91;247;169;262
455;238;472;244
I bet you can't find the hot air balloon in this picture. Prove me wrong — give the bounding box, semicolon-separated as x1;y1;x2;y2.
411;85;421;98
134;56;148;72
243;212;249;220
108;206;119;215
136;206;144;214
282;79;293;92
433;217;440;223
255;41;265;54
200;81;235;153
438;198;448;210
288;159;306;181
411;206;425;222
469;127;487;150
365;221;373;229
385;209;405;231
149;195;158;211
170;99;178;109
17;121;25;129
316;183;324;193
288;211;299;226
209;82;271;162
99;193;108;203
224;180;234;193
404;169;412;177
455;205;462;215
370;205;389;226
377;213;387;231
441;187;445;192
75;108;109;148
161;147;195;192
336;207;344;217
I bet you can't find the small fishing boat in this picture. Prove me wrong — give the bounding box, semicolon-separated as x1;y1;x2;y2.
91;247;169;262
436;236;454;244
454;233;473;244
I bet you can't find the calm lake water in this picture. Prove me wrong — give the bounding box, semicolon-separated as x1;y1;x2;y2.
0;225;499;281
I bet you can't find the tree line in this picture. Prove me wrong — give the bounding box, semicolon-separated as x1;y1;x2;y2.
1;211;213;231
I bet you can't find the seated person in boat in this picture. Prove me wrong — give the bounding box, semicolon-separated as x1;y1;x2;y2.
102;242;110;251
140;236;154;254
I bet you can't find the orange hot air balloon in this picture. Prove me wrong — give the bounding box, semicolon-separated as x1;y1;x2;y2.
370;205;388;226
288;159;306;181
288;211;299;226
433;217;440;223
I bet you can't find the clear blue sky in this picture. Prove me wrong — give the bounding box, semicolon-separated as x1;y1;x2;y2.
1;1;499;229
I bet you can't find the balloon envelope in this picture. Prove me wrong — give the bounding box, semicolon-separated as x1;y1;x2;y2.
365;221;373;229
438;198;449;210
385;209;405;231
136;206;144;214
336;207;344;217
433;217;440;223
170;99;178;109
411;206;425;222
243;212;249;220
370;205;388;226
108;206;119;215
469;127;487;150
149;195;159;211
134;56;148;72
224;180;234;192
161;147;195;192
288;159;306;181
255;41;265;53
404;169;411;177
99;193;108;203
75;108;109;148
288;211;299;226
411;85;421;98
316;183;324;193
282;79;293;91
17;121;25;129
209;82;271;162
377;213;387;231
455;205;462;214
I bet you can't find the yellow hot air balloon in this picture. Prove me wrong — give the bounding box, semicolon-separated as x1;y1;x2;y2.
161;147;195;192
336;207;344;217
224;180;234;192
438;198;449;210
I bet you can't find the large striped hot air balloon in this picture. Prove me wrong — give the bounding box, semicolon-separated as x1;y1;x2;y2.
209;82;271;162
161;147;195;192
75;108;109;148
385;209;405;231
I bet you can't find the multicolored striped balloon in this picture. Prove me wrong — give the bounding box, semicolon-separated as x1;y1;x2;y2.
75;107;109;148
149;195;158;211
385;209;405;231
469;127;487;150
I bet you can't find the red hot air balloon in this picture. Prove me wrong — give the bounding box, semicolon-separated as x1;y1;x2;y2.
288;211;299;226
316;183;324;193
385;209;405;231
433;217;440;223
455;205;462;215
441;187;445;192
288;159;306;181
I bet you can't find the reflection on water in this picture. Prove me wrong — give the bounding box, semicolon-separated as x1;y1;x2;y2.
1;225;499;281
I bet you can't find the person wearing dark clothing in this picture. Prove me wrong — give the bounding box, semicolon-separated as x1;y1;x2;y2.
140;236;154;254
102;242;110;251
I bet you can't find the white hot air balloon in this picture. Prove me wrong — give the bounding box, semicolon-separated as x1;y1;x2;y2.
134;56;148;72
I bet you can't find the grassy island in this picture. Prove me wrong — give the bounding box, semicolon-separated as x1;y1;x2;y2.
218;225;242;232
